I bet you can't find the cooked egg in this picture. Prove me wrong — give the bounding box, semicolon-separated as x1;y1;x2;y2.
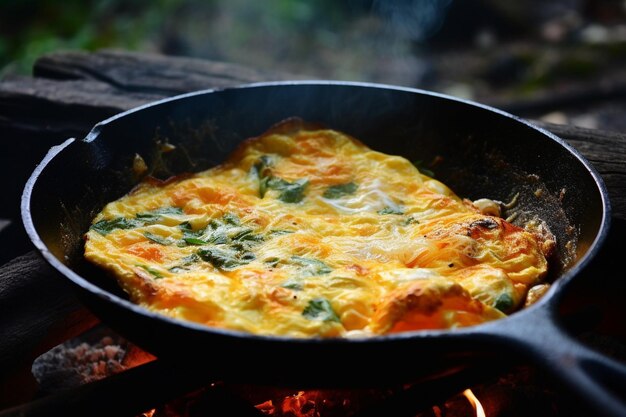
84;119;553;338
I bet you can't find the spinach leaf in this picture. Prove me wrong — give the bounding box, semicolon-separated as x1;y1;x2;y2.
143;232;173;245
323;182;358;199
252;156;308;203
378;206;404;215
197;247;255;270
253;156;273;197
136;206;184;223
92;207;186;236
494;293;514;312
223;212;240;226
302;298;340;322
136;264;164;279
291;256;332;276
91;217;143;235
230;228;262;242
270;178;309;203
281;279;303;291
169;254;200;272
183;237;208;245
178;221;194;232
259;176;270;198
253;155;272;178
269;229;294;237
402;216;419;226
181;214;253;246
179;214;265;268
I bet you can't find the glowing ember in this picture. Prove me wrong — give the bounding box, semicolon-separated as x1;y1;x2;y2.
281;391;317;417
251;387;399;416
463;388;486;417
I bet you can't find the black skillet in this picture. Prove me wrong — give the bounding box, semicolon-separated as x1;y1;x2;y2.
21;81;626;415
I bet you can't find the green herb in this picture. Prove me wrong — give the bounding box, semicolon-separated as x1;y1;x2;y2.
402;216;419;226
252;156;308;203
197;247;255;270
266;177;309;203
291;256;332;276
143;232;173;245
207;232;229;244
231;228;262;242
494;293;514;312
136;206;184;223
168;254;200;272
266;177;295;196
412;160;435;177
323;182;358;199
253;156;273;197
259;176;269;198
181;214;257;246
268;229;294;237
253;155;272;178
228;227;264;252
179;222;202;244
178;221;194;232
91;217;143;235
281;279;303;291
177;213;265;268
91;207;186;236
183;237;208;245
223;212;240;226
136;264;164;279
378;206;404;215
302;298;340;322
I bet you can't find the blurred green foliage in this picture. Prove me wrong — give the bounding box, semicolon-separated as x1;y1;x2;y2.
0;0;372;77
0;0;387;79
0;0;184;75
3;0;624;99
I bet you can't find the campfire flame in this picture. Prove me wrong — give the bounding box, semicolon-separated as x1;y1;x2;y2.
463;388;486;417
249;387;489;417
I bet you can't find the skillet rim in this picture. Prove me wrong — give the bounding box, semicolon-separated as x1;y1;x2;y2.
20;80;612;346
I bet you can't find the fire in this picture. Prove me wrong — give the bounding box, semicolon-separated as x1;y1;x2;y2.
251;387;398;416
250;386;489;417
463;388;486;417
281;391;318;417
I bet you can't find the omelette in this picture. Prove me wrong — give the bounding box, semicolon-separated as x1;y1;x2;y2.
84;119;554;338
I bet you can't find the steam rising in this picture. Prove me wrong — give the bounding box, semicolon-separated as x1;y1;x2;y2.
372;0;453;41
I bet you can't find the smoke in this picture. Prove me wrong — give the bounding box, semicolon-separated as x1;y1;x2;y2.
372;0;453;41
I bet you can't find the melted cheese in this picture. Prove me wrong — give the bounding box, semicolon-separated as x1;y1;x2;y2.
84;119;552;338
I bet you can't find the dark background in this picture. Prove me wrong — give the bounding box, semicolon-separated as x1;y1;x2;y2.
2;0;626;129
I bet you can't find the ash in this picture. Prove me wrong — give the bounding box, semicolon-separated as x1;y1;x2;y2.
31;325;129;393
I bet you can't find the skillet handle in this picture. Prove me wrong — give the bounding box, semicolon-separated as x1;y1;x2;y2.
483;306;626;417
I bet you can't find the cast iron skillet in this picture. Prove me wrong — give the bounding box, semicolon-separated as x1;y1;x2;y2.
21;81;626;415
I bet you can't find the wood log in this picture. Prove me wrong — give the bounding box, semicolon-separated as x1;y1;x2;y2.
0;252;98;381
34;49;297;95
486;78;626;116
0;75;159;134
